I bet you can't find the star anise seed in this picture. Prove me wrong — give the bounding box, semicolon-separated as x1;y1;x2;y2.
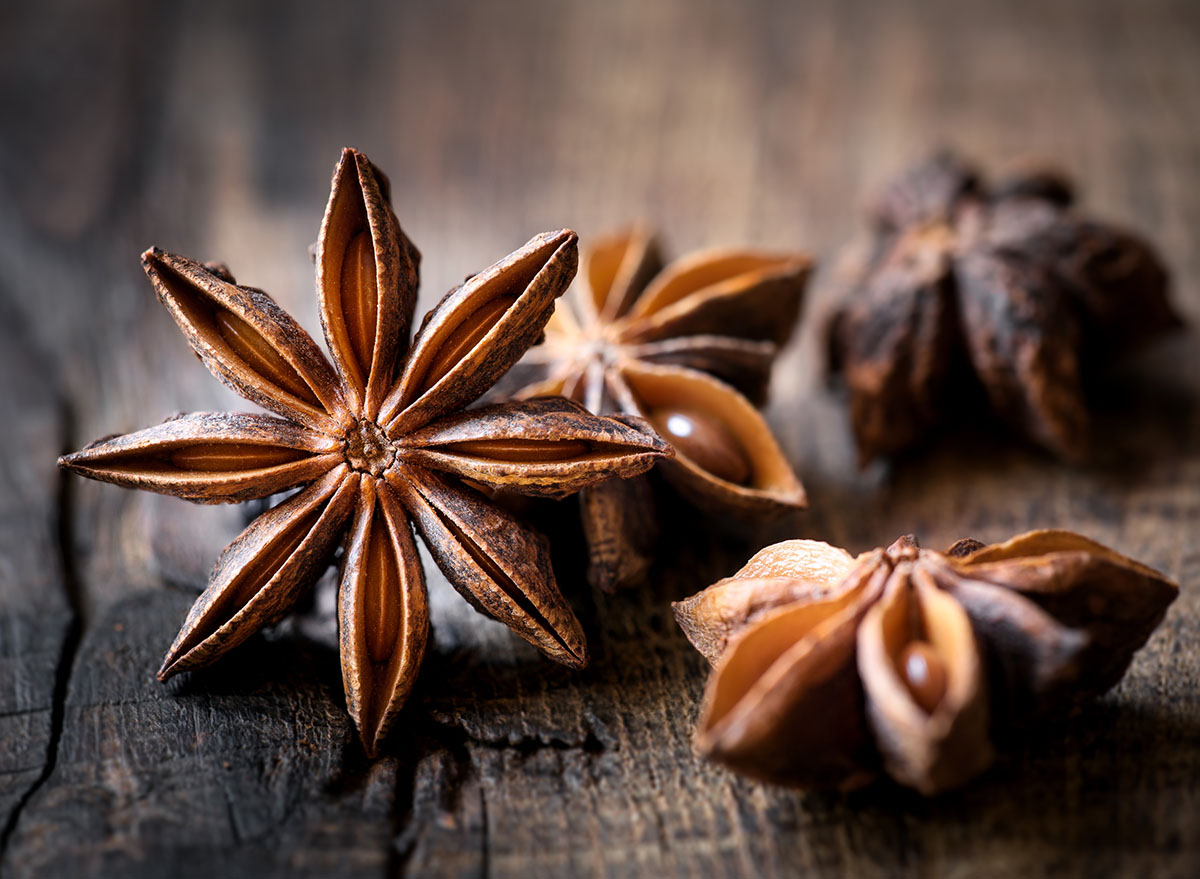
59;148;671;755
827;150;1181;463
673;529;1177;794
512;226;810;590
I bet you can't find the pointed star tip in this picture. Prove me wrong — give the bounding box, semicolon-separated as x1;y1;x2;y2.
545;228;578;248
157;653;181;681
356;721;388;759
565;644;589;669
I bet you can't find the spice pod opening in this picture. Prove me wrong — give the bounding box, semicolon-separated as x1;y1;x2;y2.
619;361;807;515
580;225;662;323
857;568;992;793
619;250;812;350
696;576;879;788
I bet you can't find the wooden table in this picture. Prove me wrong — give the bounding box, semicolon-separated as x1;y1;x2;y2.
2;0;1197;875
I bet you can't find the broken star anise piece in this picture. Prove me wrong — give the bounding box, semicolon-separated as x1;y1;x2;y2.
827;150;1182;463
512;226;811;590
673;529;1177;794
59;148;671;756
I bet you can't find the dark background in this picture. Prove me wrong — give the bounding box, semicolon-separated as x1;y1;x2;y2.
1;0;1198;876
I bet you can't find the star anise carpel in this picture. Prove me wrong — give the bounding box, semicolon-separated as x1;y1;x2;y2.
59;148;671;755
826;150;1181;464
673;529;1177;794
512;226;811;590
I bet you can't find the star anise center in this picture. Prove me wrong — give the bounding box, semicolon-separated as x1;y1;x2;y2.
565;319;638;383
885;534;921;563
343;418;396;477
567;319;623;361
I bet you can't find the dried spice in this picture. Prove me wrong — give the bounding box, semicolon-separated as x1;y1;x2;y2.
512;226;811;590
826;150;1181;463
673;530;1177;793
59;148;671;755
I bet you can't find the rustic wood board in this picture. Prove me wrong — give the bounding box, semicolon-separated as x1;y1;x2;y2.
1;0;1197;876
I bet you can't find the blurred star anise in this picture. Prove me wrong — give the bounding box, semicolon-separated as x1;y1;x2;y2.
674;529;1177;794
59;148;670;754
827;150;1181;463
513;226;811;590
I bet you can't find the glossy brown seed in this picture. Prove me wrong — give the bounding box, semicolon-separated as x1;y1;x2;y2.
60;149;675;758
675;528;1177;795
341;230;379;374
419;295;517;393
509;228;810;590
397;398;670;499
143;250;347;431
446;438;591;462
159;468;358;676
647;406;751;485
204;513;313;635
364;502;401;664
215;308;321;406
899;641;947;712
168;443;309;471
56;413;342;504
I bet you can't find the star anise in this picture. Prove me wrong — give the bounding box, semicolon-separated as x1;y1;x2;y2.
673;529;1177;793
826;150;1181;463
512;226;811;590
58;148;671;754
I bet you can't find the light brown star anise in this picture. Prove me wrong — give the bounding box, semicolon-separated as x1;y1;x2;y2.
826;150;1181;463
674;529;1177;794
58;148;670;754
512;226;810;589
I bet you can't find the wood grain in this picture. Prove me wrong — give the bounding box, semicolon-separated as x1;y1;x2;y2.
1;0;1197;875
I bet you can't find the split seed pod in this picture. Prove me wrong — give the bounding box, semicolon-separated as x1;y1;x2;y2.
673;530;1177;794
826;150;1181;463
513;226;810;589
60;149;673;755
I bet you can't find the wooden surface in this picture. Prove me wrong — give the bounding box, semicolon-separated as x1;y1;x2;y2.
2;0;1198;876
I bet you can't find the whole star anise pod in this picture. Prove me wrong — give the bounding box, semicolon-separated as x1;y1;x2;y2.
512;226;811;590
673;529;1177;794
826;150;1182;463
58;148;671;754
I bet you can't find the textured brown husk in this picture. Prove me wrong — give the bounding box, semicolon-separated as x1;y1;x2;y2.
58;148;671;755
675;528;1177;793
513;227;811;590
827;150;1180;463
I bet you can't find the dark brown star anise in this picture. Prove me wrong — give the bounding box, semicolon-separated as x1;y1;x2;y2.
826;150;1182;463
512;226;810;590
673;529;1177;794
58;148;671;754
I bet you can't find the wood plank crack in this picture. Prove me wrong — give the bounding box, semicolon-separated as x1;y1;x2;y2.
0;404;82;860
